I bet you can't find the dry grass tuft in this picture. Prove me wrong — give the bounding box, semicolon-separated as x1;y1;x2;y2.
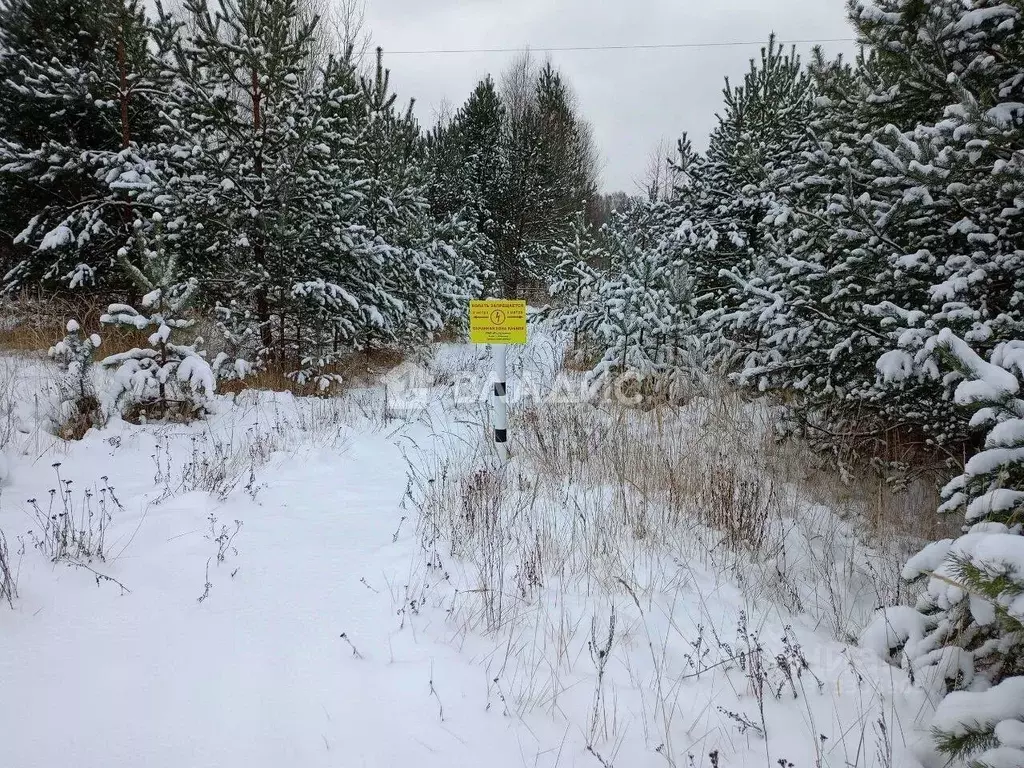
0;296;144;357
0;322;60;352
217;364;309;396
217;346;407;396
54;394;103;440
0;527;17;608
430;325;466;344
560;342;602;372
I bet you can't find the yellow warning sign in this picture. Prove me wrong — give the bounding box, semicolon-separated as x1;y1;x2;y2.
469;300;527;344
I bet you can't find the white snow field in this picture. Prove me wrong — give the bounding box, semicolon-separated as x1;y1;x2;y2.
0;338;941;768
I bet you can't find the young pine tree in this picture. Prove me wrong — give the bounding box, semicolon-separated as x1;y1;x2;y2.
48;319;104;437
863;329;1024;768
703;36;812;318
100;217;214;420
576;199;700;401
853;0;1024;445
427;75;505;292
0;0;160;289
160;0;362;362
546;213;605;358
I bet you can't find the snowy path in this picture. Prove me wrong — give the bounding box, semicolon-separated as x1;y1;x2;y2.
0;393;532;767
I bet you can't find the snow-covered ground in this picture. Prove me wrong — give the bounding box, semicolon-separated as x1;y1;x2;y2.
0;338;940;767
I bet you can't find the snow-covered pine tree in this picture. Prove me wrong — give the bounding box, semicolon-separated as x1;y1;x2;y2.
734;0;1023;452
716;1;1019;454
853;0;1024;445
99;216;214;420
863;329;1024;768
158;0;335;360
545;213;605;358
649;134;732;362
530;63;598;279
453;76;505;257
717;51;902;433
426;75;505;294
280;49;407;383
210;302;256;383
493;59;546;298
0;0;161;290
50;320;102;382
568;198;700;402
288;46;480;378
490;57;598;297
425;117;464;224
418;213;486;334
48;318;104;437
701;36;812;323
352;48;478;341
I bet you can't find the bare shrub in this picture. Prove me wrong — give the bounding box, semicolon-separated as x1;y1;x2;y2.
27;463;122;563
0;526;19;607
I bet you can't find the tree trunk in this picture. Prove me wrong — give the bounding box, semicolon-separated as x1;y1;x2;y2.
250;67;274;356
117;26;131;149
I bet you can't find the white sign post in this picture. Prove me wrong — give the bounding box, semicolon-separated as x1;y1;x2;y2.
493;343;509;463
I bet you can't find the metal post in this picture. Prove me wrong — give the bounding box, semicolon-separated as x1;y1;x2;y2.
493;343;509;463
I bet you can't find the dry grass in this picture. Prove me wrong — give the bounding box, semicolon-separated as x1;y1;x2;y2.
560;341;602;372
26;463;121;564
0;527;17;608
1;298;409;396
0;322;61;352
0;322;141;358
404;367;924;766
512;393;797;559
217;346;407;396
523;390;954;620
430;325;466;344
0;297;143;358
412;377;949;644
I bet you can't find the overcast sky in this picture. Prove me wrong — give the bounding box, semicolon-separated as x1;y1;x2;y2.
360;0;858;193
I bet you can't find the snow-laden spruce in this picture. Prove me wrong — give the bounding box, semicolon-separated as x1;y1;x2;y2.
0;0;165;289
48;318;104;437
546;198;703;400
100;219;215;421
863;330;1024;768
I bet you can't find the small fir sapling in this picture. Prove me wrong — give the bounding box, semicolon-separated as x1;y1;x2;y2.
48;319;103;437
287;353;344;395
211;303;255;383
99;216;215;420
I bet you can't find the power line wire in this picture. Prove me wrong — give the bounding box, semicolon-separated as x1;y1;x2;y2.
384;38;855;55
